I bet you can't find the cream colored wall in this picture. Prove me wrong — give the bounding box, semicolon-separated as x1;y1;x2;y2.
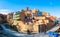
12;16;49;33
42;12;49;16
33;25;38;33
34;16;46;20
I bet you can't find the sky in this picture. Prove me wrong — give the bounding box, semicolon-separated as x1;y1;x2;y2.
0;0;60;17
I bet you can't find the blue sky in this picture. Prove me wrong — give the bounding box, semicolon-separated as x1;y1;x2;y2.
0;0;60;17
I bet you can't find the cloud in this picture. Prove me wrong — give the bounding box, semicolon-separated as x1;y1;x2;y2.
0;9;11;15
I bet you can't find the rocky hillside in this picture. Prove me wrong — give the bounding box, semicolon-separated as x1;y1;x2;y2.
0;14;8;24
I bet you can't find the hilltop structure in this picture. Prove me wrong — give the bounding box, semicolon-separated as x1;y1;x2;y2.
6;7;58;33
